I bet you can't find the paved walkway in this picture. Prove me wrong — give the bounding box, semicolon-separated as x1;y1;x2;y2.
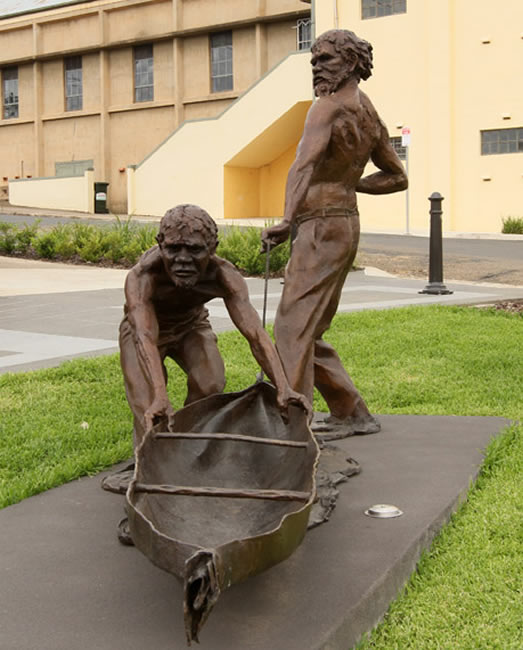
1;254;522;374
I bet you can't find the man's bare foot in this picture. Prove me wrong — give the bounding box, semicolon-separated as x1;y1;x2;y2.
100;462;135;494
311;413;381;440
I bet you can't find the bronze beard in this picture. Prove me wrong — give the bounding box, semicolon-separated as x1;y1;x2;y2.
313;66;352;97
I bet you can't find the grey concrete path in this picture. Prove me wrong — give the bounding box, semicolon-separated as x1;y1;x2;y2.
0;413;509;650
1;254;522;374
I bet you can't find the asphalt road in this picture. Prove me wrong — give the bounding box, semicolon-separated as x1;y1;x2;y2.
360;232;523;262
358;233;523;285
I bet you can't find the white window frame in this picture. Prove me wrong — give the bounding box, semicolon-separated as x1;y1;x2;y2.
481;128;523;155
362;0;406;20
134;44;154;103
296;18;312;51
210;31;233;93
2;67;19;119
64;56;83;112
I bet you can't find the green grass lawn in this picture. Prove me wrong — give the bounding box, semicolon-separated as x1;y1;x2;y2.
0;304;521;648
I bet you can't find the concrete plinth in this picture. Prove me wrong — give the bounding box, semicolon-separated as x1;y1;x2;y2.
0;414;508;650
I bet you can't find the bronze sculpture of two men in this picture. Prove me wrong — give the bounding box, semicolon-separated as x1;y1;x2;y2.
111;28;409;641
120;28;407;446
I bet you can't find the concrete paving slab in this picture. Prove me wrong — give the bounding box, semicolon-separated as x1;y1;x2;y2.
0;329;117;369
0;255;128;296
0;414;508;650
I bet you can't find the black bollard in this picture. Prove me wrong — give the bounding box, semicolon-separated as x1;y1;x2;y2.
419;192;453;295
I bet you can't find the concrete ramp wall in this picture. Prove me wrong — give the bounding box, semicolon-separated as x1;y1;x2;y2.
128;52;312;219
9;170;95;213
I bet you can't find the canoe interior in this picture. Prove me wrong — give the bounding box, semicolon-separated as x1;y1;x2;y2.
131;383;318;551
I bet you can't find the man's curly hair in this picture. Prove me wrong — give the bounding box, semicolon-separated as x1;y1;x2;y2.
157;204;218;251
313;29;373;82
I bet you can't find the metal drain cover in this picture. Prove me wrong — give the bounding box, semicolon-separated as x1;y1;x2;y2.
364;504;403;518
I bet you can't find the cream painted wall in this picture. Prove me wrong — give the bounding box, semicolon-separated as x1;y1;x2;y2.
451;0;523;232
18;63;35;120
106;0;173;43
42;60;64;116
40;13;100;55
267;21;301;69
108;48;133;107
0;26;33;63
224;145;299;220
183;35;210;99
315;0;523;233
233;28;257;90
43;115;100;177
265;0;307;15
109;106;176;212
224;167;260;218
155;41;175;102
184;98;233;121
9;169;94;213
259;143;298;218
0;122;35;180
183;0;258;30
83;53;101;111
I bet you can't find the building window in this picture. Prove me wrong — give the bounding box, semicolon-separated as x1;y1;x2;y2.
362;0;406;20
296;18;312;51
134;44;154;102
2;67;19;119
210;31;233;93
55;159;93;177
64;56;83;111
390;137;407;161
481;128;523;155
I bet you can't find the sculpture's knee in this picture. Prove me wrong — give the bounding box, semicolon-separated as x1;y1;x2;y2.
186;373;225;405
202;375;226;396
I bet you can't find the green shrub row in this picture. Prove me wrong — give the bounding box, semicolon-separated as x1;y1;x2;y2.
0;218;158;265
501;216;523;234
217;225;290;275
0;218;290;274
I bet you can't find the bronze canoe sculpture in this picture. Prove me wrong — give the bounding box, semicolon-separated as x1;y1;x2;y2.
125;382;319;644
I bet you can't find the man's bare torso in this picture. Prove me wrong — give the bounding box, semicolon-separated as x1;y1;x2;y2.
299;89;381;215
125;247;230;327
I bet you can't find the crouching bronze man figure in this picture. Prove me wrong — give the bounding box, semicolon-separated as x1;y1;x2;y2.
262;29;408;436
120;204;309;447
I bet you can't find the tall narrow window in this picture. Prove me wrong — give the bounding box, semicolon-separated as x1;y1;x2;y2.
134;44;154;102
2;67;19;119
210;31;233;93
296;18;312;51
362;0;406;20
65;56;83;111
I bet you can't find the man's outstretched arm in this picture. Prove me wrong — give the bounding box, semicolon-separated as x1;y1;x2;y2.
221;264;312;420
124;269;175;432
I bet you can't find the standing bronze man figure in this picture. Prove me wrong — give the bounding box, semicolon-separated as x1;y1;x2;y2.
262;29;408;435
